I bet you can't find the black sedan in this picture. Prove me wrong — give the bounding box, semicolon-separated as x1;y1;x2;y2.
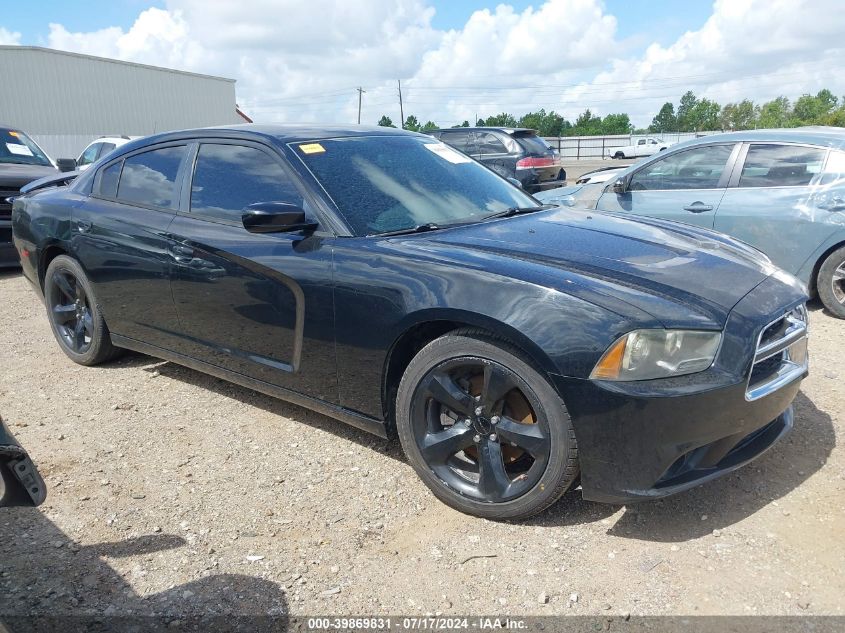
11;125;809;519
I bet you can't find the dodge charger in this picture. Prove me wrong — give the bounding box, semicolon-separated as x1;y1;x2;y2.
11;125;809;519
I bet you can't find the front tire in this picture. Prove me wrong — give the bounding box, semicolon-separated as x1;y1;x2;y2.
817;246;845;318
44;255;122;365
396;329;578;520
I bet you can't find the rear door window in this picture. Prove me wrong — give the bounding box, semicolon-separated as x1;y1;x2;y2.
189;143;304;223
629;144;734;191
738;144;827;188
476;132;508;155
116;145;186;209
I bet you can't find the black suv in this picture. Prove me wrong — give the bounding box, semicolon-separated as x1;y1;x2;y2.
1;126;57;267
428;127;565;193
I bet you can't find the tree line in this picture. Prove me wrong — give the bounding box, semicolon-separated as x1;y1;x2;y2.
377;89;845;137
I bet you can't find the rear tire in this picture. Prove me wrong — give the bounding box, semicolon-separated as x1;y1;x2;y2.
44;255;123;365
395;328;578;520
817;246;845;319
613;151;624;159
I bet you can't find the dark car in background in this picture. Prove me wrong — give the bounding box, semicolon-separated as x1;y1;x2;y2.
13;125;808;520
0;126;57;267
428;127;566;193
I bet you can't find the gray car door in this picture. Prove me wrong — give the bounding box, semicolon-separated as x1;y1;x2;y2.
596;143;740;229
713;143;837;276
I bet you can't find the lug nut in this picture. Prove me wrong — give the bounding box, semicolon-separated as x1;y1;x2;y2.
490;416;499;425
489;433;497;441
473;434;481;443
474;406;483;416
464;418;472;426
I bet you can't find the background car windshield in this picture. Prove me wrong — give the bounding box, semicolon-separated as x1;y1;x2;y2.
0;128;52;167
293;135;536;236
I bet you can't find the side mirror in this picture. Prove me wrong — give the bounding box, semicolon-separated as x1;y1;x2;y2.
242;202;318;234
56;158;77;173
507;177;523;189
610;178;627;194
0;416;47;507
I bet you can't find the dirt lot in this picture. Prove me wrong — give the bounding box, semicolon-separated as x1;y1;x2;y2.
0;269;843;623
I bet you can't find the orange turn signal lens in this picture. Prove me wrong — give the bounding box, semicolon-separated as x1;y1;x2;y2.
590;335;628;380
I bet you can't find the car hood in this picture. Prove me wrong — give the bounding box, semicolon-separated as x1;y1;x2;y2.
0;164;58;189
420;208;784;326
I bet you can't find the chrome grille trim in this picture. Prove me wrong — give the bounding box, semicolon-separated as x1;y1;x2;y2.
745;304;808;401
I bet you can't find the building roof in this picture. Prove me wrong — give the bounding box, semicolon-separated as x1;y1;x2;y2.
0;45;236;84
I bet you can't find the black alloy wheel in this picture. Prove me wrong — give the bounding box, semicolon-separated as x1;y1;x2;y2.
44;255;122;365
49;269;94;354
396;329;578;520
411;359;550;503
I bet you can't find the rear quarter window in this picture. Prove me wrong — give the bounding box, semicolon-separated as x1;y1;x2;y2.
514;134;551;155
98;161;122;198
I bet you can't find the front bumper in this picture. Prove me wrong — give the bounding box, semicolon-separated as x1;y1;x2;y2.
555;374;800;504
554;274;808;504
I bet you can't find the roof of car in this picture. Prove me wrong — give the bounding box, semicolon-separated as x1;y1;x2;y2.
431;127;538;135
673;127;845;150
111;124;426;153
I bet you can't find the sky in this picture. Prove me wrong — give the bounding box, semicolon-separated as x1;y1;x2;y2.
1;0;843;128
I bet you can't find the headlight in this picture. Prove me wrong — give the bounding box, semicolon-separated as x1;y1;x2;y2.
590;330;722;381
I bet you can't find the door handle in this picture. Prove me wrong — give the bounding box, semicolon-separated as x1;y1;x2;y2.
818;196;845;212
170;243;196;264
683;202;714;213
77;219;93;233
171;244;194;257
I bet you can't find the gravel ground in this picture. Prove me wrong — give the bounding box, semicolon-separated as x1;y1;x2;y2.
0;269;843;622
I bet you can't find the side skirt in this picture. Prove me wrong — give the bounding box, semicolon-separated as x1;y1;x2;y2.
110;334;389;439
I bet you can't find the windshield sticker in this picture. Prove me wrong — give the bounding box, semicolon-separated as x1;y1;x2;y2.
6;143;33;157
423;142;472;164
299;143;326;154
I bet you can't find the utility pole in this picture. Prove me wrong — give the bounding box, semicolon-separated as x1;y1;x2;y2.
398;79;405;129
357;87;365;124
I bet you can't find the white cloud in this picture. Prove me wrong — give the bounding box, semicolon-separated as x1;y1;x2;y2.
0;27;21;45
555;0;845;126
17;0;845;128
47;8;204;71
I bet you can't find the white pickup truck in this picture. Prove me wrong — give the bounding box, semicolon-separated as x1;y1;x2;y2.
610;137;672;159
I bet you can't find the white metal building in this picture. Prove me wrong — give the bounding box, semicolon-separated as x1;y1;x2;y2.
0;46;246;159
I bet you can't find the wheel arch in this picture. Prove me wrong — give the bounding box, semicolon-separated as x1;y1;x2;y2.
38;243;70;291
807;238;845;296
380;310;559;433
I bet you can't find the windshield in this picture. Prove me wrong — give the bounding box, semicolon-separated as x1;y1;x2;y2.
292;135;537;236
0;128;52;167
